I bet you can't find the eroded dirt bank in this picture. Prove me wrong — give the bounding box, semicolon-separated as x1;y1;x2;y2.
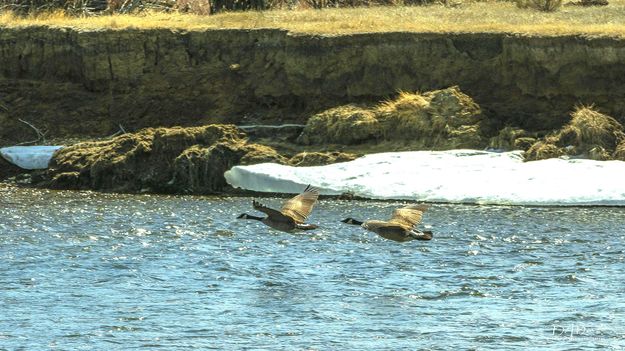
2;27;625;144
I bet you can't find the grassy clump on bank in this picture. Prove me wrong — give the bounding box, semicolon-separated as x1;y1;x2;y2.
488;127;539;151
525;106;625;161
46;124;280;193
2;1;625;36
297;86;485;150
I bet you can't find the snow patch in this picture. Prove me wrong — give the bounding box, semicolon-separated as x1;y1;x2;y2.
0;146;64;170
224;149;625;206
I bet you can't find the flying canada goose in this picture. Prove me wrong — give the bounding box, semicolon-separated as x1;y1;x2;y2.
237;185;320;232
341;204;433;242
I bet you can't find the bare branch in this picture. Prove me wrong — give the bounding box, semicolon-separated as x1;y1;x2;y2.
15;139;40;146
107;124;129;138
17;118;47;144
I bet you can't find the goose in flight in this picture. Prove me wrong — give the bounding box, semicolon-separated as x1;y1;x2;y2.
341;204;433;242
237;185;320;232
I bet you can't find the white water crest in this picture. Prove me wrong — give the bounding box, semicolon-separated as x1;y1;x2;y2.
224;149;625;206
0;146;64;170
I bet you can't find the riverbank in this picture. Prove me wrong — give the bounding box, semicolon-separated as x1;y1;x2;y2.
2;4;625;145
3;85;625;195
3;4;625;195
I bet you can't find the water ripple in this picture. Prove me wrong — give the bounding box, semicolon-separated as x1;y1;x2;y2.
1;186;624;349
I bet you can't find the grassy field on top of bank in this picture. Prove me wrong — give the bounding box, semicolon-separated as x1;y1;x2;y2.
1;1;625;37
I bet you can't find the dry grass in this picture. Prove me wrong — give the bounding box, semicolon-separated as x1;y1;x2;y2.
297;86;484;148
524;141;565;160
2;1;625;36
298;104;381;145
613;140;625;160
561;105;625;149
377;91;429;114
524;105;625;160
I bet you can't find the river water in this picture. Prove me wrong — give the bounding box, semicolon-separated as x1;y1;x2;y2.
1;185;624;350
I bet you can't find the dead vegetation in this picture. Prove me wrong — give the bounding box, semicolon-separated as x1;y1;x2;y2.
288;151;357;166
46;124;273;193
3;1;625;37
524;106;625;161
488;126;539;151
613;140;625;160
297;86;485;150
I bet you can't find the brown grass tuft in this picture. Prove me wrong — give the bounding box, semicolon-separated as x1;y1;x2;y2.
288;151;357;166
239;143;287;164
298;86;485;149
613;140;625;160
524;105;625;160
525;141;565;160
562;105;625;150
488;126;537;151
297;104;380;145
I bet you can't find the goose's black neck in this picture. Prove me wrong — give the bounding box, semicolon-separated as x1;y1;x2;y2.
240;214;264;221
342;218;364;226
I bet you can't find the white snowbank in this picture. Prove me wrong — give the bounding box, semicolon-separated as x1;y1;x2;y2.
224;150;625;206
0;146;64;170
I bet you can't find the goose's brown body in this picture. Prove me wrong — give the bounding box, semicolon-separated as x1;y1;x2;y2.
343;204;433;242
361;221;423;242
238;185;320;232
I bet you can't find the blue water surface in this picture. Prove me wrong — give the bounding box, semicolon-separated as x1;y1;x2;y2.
1;185;624;350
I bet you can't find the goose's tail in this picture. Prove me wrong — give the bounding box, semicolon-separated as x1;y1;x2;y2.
295;223;319;231
409;229;433;241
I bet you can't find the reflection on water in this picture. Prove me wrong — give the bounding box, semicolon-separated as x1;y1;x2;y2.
1;185;625;349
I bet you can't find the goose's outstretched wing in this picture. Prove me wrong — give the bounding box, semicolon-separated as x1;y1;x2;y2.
253;200;291;224
280;185;319;223
388;204;429;229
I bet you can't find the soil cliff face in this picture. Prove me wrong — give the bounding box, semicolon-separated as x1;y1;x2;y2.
1;27;624;144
